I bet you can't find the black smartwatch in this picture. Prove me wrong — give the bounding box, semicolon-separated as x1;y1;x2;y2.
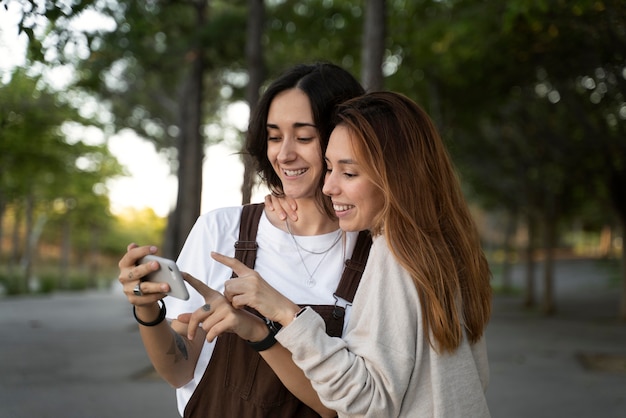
247;318;283;352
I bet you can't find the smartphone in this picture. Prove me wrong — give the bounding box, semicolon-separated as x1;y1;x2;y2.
138;255;190;300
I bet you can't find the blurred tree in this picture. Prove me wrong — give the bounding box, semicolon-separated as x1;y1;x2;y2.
6;0;624;315
0;69;122;292
11;0;248;258
498;0;626;317
383;0;625;317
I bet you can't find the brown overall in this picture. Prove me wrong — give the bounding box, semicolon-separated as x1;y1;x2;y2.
184;204;371;418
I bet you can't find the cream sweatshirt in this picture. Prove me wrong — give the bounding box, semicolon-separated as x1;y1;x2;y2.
276;236;491;417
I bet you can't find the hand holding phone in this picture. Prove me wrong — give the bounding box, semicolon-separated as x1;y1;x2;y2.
138;255;190;300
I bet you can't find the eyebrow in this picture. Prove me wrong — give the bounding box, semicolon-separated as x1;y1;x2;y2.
267;122;317;129
325;157;356;165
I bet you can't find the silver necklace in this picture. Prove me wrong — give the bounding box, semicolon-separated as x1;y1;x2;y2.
285;220;342;254
285;220;342;287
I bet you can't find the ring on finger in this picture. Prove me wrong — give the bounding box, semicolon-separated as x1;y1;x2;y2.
133;283;143;297
202;304;211;312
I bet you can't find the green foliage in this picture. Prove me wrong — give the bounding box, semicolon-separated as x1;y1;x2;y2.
99;207;167;256
264;0;364;75
0;66;127;295
5;0;625;284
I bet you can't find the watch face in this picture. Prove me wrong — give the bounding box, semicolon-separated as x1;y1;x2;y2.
266;319;282;334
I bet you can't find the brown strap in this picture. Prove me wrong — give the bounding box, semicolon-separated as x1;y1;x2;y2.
232;203;265;277
334;230;372;302
232;203;372;304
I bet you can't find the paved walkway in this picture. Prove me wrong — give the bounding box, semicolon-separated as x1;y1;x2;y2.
0;258;624;417
486;258;626;418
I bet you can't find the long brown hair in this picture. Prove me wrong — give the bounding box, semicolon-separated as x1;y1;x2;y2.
334;92;492;352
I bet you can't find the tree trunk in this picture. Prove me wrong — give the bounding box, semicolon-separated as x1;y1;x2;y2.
0;190;5;260
598;224;612;257
89;225;100;288
607;170;626;320
541;212;557;315
523;213;537;307
241;0;265;204
60;216;71;289
619;221;626;322
361;0;386;91
500;210;517;293
164;1;207;259
22;194;35;292
9;203;22;291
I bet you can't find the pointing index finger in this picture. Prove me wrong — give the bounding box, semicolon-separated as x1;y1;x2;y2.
181;272;216;299
210;251;250;277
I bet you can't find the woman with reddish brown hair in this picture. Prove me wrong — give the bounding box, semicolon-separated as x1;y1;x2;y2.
212;91;492;417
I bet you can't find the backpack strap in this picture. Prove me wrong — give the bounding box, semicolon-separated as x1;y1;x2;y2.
331;230;372;318
232;203;372;305
231;203;265;277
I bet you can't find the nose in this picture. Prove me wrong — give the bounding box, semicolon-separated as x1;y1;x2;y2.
277;137;296;162
322;169;337;196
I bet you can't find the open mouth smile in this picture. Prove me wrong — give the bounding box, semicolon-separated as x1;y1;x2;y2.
283;168;308;177
333;203;354;212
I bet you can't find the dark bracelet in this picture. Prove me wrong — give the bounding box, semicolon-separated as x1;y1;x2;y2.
133;299;166;327
247;318;282;352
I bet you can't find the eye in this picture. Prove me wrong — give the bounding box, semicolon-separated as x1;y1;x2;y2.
267;136;281;142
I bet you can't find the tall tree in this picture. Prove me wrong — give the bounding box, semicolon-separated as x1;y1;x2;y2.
361;0;386;91
241;0;265;204
164;0;208;258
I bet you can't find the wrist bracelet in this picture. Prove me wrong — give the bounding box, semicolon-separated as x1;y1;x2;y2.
247;318;282;352
133;299;166;327
294;306;307;319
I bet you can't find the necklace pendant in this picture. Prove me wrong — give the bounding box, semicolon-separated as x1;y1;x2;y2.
305;277;316;288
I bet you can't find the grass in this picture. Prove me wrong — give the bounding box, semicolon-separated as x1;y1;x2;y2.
0;262;118;296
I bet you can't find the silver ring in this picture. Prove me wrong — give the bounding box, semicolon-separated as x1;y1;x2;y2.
202;304;211;312
133;283;143;297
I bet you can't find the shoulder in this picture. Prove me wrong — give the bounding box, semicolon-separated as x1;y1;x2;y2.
357;236;420;307
191;206;244;233
198;206;244;223
366;236;403;274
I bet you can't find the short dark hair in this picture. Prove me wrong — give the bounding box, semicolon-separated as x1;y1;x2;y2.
246;62;364;216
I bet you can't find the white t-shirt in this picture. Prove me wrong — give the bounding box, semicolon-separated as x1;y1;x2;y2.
164;206;358;416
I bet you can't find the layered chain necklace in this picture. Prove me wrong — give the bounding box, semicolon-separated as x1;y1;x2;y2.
285;219;342;287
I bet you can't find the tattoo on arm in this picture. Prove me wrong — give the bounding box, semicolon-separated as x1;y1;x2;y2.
167;330;189;362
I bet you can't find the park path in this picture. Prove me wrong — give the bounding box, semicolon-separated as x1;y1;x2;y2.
0;258;624;417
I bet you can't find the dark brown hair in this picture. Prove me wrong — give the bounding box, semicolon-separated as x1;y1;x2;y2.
246;62;365;217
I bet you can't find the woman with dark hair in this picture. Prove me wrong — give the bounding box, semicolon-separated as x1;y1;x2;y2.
211;91;492;417
118;63;367;417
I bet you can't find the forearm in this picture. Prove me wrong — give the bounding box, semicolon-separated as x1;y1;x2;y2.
260;344;337;418
135;304;203;388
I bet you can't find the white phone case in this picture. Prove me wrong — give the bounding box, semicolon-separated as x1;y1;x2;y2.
138;255;190;300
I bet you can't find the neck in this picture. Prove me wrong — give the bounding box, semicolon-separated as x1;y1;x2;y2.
266;198;339;236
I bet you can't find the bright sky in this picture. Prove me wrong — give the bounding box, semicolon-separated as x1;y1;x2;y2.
0;5;267;218
107;132;264;218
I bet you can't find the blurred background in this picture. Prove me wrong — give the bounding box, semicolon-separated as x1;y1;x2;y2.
1;0;625;416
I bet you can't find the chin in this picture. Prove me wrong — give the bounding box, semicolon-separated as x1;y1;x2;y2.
338;221;359;232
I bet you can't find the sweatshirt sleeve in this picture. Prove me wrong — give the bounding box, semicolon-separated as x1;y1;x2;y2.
276;237;421;417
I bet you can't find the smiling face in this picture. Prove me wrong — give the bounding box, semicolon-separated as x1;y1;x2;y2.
323;125;385;232
266;88;324;201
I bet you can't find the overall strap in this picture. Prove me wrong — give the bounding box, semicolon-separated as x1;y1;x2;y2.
232;203;265;277
334;230;372;303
